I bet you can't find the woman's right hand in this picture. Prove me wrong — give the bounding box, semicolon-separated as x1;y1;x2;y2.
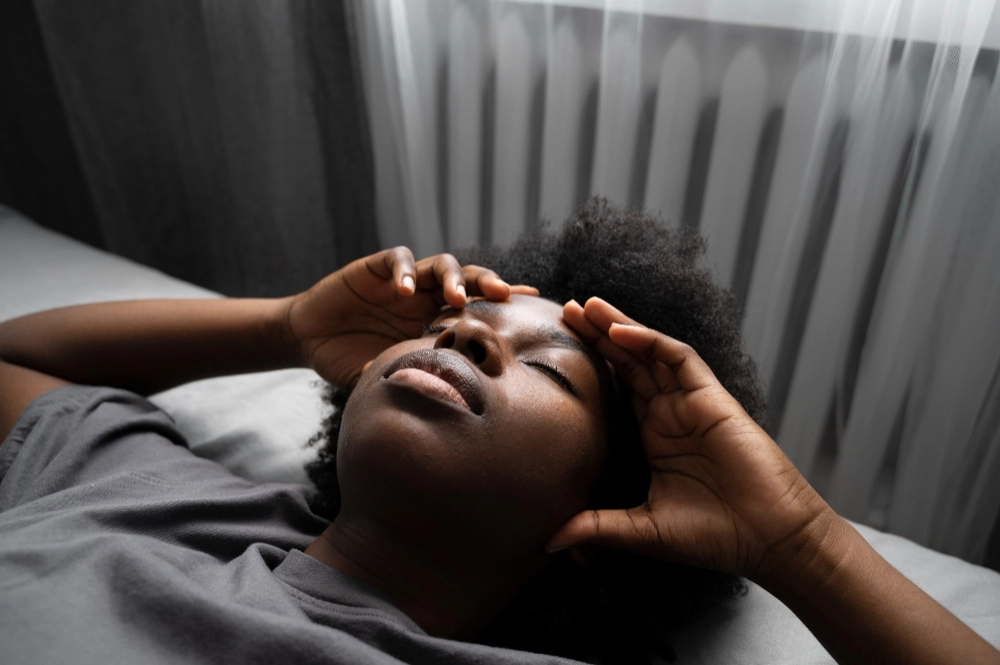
284;246;536;390
545;297;839;582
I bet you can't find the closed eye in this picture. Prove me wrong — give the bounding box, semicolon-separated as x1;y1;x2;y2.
527;361;578;397
422;324;449;336
423;322;580;397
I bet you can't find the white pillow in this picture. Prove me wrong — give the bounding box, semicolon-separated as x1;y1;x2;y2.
149;370;328;486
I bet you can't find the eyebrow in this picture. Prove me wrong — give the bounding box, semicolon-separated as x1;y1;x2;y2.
462;299;503;316
534;327;601;374
444;300;607;386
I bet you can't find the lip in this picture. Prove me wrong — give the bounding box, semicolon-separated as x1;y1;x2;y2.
381;349;486;416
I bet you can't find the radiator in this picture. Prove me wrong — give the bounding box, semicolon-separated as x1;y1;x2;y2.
352;0;1000;563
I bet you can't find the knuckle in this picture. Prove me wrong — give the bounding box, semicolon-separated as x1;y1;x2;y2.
620;357;642;378
392;246;414;265
590;510;602;535
637;341;658;361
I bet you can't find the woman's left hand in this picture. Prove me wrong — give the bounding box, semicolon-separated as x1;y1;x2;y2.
546;297;835;582
283;247;535;389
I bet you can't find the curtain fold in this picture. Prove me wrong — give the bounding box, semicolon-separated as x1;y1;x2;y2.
352;0;1000;564
30;0;377;297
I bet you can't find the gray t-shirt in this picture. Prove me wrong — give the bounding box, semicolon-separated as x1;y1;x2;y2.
0;385;579;664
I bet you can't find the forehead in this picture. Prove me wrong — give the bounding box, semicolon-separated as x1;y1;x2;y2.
443;294;568;331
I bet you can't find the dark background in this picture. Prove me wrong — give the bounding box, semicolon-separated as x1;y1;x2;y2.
0;0;377;297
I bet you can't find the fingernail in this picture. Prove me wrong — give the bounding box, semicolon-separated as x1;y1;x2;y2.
456;284;467;299
546;544;568;555
402;275;415;292
567;299;581;308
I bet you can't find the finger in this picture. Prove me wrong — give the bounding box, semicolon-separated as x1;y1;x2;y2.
564;300;661;401
415;253;466;309
368;246;416;296
584;299;682;394
562;299;602;342
545;507;663;558
510;284;540;296
462;265;511;301
650;358;679;394
608;324;718;393
644;387;740;443
564;300;636;368
582;297;644;334
594;324;681;395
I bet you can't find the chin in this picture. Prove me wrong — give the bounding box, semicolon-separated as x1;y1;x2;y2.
337;395;480;509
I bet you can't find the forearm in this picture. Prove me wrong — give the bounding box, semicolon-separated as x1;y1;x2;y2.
0;298;303;395
759;514;999;664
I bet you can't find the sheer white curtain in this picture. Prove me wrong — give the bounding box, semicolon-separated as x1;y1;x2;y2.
352;0;1000;565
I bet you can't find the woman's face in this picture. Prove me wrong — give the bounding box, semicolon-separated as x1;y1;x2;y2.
337;295;611;558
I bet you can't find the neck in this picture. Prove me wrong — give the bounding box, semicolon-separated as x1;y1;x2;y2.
305;513;543;639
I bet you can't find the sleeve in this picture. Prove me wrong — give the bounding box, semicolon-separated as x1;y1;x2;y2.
0;385;231;510
0;384;328;561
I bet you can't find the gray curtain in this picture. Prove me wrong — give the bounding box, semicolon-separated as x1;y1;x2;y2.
29;0;377;297
353;0;1000;566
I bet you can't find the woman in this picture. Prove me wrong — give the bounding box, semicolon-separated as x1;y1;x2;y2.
0;200;995;664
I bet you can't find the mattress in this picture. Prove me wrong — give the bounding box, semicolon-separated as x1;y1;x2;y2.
2;204;998;663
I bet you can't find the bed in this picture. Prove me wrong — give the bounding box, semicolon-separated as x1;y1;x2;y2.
2;204;998;663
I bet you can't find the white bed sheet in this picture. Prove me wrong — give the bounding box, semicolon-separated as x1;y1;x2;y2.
2;205;998;662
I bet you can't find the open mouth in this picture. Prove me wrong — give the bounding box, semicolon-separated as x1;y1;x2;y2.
381;349;486;416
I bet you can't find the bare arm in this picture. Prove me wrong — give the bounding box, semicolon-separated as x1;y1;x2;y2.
0;298;299;397
760;514;999;664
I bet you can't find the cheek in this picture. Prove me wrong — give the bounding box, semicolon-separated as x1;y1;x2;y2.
494;382;606;514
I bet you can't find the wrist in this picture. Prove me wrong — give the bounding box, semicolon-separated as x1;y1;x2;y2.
267;295;308;369
753;506;857;603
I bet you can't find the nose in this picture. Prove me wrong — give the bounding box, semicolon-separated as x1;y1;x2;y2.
433;318;503;376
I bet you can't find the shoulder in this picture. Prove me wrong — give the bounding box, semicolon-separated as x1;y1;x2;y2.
0;380;193;512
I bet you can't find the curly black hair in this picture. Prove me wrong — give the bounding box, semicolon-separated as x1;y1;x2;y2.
305;198;766;664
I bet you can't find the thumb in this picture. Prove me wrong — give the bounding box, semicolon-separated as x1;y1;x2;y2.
544;507;658;555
